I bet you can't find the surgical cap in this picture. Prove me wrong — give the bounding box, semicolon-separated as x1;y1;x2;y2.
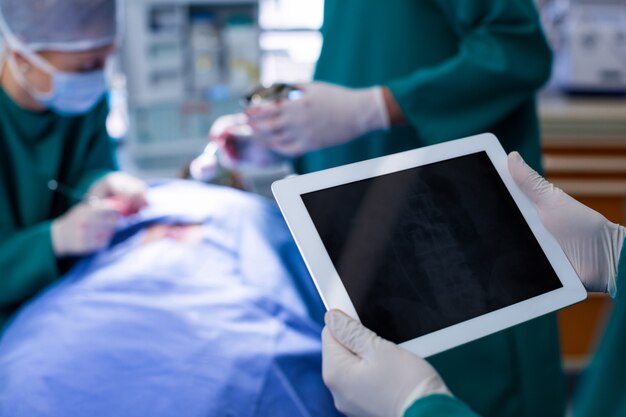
0;0;117;52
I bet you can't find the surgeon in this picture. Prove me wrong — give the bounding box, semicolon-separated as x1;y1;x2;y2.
212;1;563;416
0;0;147;331
321;152;626;417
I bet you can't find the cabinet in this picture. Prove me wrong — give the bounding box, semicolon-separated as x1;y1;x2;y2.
121;0;260;178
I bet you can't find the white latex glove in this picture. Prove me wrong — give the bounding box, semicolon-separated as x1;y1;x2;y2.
508;152;626;296
208;113;285;169
322;310;451;417
245;82;390;156
209;113;252;162
88;172;148;216
51;200;122;257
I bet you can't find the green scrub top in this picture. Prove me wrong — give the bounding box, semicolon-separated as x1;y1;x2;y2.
300;1;564;417
0;87;116;331
403;241;626;417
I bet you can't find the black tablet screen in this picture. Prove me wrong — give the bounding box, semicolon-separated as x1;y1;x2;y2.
301;152;562;344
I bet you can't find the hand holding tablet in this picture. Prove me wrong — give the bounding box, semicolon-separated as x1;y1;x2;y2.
507;151;625;297
273;133;586;357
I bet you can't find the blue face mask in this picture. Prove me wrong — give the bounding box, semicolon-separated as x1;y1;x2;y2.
8;51;108;116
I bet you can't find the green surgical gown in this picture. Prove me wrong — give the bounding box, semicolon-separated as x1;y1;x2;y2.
403;242;626;417
301;1;565;417
0;87;116;331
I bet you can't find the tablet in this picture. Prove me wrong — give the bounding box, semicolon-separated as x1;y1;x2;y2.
272;133;586;357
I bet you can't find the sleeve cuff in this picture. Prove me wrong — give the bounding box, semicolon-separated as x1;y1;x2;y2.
403;394;478;417
32;220;60;284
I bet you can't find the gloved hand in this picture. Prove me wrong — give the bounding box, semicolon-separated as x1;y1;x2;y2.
209;113;253;162
322;310;451;417
508;152;626;296
51;200;122;257
208;113;284;169
245;82;390;156
88;172;148;216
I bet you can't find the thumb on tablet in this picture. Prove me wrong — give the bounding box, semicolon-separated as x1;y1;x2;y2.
325;309;378;358
508;151;625;296
507;151;559;207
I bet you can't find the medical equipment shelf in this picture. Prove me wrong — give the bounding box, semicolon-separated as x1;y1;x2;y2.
122;0;260;179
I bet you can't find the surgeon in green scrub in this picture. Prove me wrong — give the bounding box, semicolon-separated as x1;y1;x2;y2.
0;0;147;331
211;1;562;416
321;152;626;417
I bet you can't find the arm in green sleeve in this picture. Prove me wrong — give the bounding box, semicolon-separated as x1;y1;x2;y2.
403;394;481;417
387;0;552;143
0;221;58;308
75;100;119;194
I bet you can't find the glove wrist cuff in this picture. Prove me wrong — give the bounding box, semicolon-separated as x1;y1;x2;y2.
397;375;452;417
50;219;67;257
608;224;626;297
353;86;390;136
371;86;391;130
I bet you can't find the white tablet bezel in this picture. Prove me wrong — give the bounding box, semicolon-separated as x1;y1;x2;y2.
272;133;587;357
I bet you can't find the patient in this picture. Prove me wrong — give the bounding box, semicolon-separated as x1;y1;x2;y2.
0;181;342;417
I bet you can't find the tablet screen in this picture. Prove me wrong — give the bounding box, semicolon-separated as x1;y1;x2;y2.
301;151;562;344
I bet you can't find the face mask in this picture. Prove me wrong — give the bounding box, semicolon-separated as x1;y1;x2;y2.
7;50;108;116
